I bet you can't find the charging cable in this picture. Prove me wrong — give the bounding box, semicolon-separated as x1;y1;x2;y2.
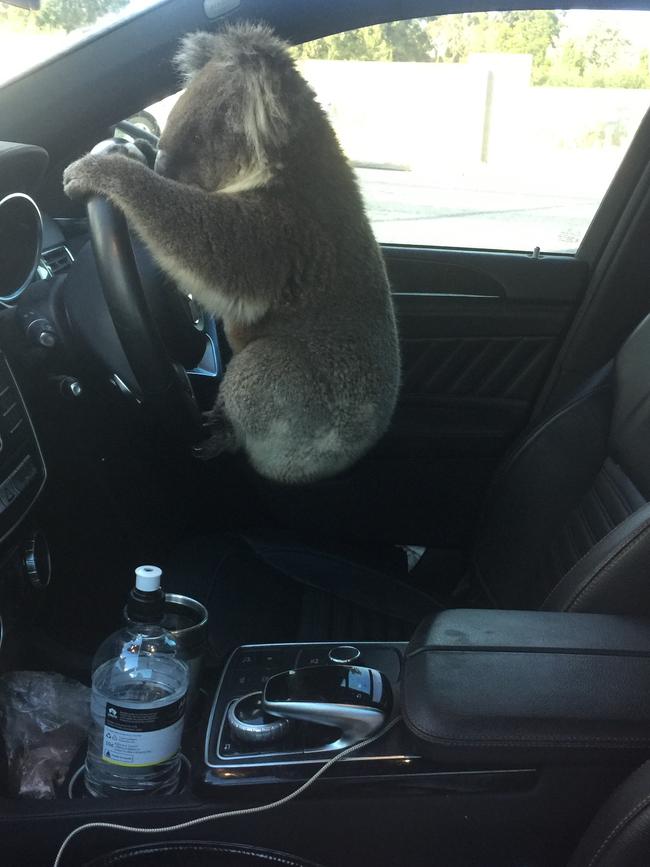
53;715;401;867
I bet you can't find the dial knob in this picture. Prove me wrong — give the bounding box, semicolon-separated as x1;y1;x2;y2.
26;318;57;348
23;530;52;589
227;691;291;745
329;645;361;664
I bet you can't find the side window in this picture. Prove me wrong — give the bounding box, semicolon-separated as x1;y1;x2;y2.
293;11;650;254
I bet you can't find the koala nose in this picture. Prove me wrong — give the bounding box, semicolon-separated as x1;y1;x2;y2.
154;149;169;175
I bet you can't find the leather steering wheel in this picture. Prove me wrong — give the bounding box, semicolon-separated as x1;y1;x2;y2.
85;189;206;445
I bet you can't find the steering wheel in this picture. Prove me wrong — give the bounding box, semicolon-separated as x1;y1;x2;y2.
84;139;208;445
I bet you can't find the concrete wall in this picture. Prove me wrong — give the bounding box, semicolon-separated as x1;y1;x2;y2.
297;56;650;190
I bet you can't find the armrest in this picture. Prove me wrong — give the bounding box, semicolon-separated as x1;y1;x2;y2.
402;609;650;764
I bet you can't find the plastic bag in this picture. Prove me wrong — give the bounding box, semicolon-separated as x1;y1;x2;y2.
0;671;90;798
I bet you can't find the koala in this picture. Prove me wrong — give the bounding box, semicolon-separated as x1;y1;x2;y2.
64;22;400;484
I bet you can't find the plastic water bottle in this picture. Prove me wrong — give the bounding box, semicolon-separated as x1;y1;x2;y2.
84;566;189;797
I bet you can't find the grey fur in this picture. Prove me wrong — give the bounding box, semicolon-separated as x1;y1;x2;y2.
63;22;400;484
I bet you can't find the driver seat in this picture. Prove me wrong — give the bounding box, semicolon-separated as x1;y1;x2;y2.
166;312;650;654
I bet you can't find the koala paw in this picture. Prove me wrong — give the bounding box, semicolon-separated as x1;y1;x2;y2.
63;153;133;201
193;411;238;461
62;155;108;201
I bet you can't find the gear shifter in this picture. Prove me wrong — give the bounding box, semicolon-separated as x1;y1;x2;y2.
262;665;392;749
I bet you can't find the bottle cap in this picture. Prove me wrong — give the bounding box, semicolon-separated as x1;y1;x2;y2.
135;565;162;593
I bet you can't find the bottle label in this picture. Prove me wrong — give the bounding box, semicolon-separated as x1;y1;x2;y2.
101;694;187;767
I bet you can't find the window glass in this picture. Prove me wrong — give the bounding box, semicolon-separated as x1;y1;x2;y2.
289;11;650;253
0;0;164;87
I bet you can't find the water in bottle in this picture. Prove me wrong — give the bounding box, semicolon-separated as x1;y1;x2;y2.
84;565;189;797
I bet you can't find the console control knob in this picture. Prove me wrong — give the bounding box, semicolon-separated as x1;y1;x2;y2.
264;665;391;749
26;318;57;348
228;691;291;744
329;645;361;664
23;530;52;589
37;330;56;348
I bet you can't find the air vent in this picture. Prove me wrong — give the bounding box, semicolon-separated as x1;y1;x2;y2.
40;245;74;277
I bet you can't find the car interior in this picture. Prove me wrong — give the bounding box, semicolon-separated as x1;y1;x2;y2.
5;0;650;865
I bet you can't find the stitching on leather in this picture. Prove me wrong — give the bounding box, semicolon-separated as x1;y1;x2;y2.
592;481;616;533
540;513;650;609
600;463;633;518
577;501;598;548
105;844;311;867
567;519;650;611
585;793;650;867
564;517;581;564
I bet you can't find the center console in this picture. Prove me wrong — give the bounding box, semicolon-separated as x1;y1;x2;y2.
202;642;419;788
202;610;650;792
5;612;650;867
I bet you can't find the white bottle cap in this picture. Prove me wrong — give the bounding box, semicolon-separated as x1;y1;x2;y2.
135;565;162;592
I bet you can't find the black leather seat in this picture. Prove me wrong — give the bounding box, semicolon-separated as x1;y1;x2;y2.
167;313;650;648
569;760;650;867
79;760;650;866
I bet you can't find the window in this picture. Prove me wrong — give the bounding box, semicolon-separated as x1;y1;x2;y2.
291;11;650;254
0;0;164;87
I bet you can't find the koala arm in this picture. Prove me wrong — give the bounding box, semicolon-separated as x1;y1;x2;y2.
63;153;290;320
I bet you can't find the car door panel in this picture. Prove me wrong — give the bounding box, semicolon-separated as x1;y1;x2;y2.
382;247;588;462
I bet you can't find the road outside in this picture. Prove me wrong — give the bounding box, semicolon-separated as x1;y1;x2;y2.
355;165;601;253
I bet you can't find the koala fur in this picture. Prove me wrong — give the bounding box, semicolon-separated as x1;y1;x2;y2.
64;22;400;484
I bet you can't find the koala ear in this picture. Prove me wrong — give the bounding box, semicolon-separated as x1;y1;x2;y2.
174;31;219;81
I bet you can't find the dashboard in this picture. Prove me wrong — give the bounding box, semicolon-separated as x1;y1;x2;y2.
0;144;63;585
0;137;221;662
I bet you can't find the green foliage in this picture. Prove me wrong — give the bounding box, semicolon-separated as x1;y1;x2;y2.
0;0;128;32
0;2;32;29
293;19;431;63
35;0;129;33
426;11;562;82
294;11;650;90
545;23;650;88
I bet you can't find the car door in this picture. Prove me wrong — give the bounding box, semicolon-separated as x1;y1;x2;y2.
262;8;650;551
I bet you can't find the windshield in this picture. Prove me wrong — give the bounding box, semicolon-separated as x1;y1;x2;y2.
0;0;165;87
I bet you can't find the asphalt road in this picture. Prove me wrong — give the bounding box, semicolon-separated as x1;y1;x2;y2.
355;167;602;253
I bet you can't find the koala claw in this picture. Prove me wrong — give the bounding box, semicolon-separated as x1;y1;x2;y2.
193;410;238;461
193;428;238;461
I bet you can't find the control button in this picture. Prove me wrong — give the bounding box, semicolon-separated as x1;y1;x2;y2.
5;407;23;435
26;318;57;349
0;482;18;507
258;650;295;669
297;649;328;667
234;649;297;671
230;671;258;692
329;645;361;664
23;530;52;589
38;331;56;348
0;387;13;413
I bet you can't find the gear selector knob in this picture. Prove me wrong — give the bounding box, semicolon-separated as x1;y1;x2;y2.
263;665;391;748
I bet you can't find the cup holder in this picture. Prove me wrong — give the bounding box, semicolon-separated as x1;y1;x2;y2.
66;754;192;799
